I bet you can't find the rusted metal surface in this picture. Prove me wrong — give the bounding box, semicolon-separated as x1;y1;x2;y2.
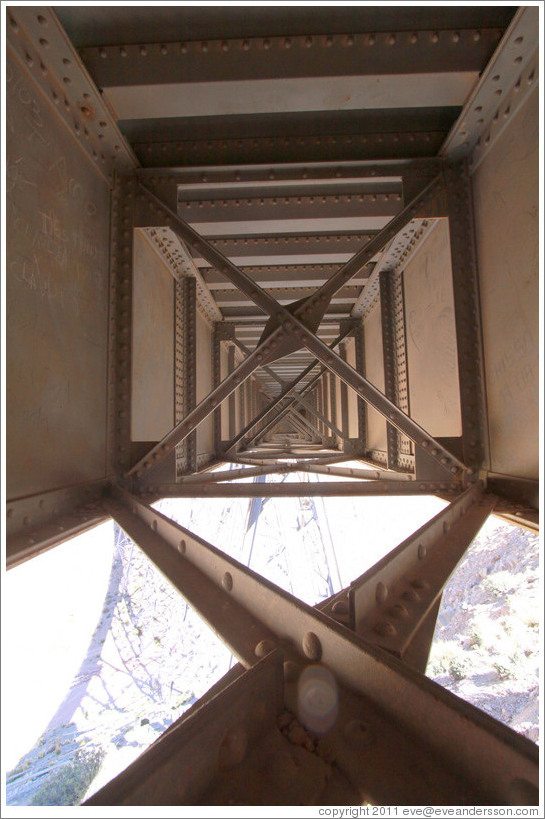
5;5;539;807
349;483;494;657
95;487;538;805
141;481;461;499
85;652;284;806
6;480;109;569
6;50;112;499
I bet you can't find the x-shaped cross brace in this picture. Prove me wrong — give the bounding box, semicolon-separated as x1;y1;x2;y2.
128;174;469;482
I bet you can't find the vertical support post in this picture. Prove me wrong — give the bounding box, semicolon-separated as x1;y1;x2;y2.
319;379;326;439
339;343;350;451
176;276;197;475
329;371;337;440
379;270;399;470
444;160;487;470
240;376;246;437
212;323;222;455
394;271;413;469
353;319;368;453
109;173;136;476
228;345;236;441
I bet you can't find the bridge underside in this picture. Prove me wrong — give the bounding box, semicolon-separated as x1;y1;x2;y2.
5;5;539;806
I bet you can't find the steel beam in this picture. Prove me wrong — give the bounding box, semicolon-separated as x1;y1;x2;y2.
143;480;462;499
81;27;504;89
175;464;297;484
338;343;350;449
7;7;137;185
6;480;109;568
101;487;538;805
443;160;488;471
298;463;414;482
301;331;468;476
178;192;402;225
85;652;284;806
227;345;236;440
293;392;343;440
135;176;465;479
126;327;283;478
349;483;495;660
231;323;357;453
178;277;197;474
379;269;400;469
353;319;367;449
212;323;223;451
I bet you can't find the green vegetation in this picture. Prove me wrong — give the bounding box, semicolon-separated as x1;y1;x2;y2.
29;748;104;806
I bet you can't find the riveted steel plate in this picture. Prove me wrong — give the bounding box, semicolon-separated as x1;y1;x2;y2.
6;53;110;498
131;230;174;441
471;89;539;478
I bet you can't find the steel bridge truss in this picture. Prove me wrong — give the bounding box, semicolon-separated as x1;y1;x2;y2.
5;5;539;808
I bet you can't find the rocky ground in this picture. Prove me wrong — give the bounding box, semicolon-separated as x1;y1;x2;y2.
5;491;540;806
427;516;540;742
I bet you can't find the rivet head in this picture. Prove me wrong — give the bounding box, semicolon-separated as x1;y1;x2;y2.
222;572;233;592
331;599;349;617
255;639;276;658
374;621;396;637
302;631;322;661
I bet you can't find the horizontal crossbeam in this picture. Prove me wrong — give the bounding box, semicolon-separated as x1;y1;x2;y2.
142;480;461;498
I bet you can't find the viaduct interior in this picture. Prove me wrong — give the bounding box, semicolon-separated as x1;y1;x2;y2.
5;4;540;806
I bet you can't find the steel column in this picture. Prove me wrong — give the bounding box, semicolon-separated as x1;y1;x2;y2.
212;323;223;452
353;319;368;451
228;345;236;441
379;270;400;469
176;276;197;475
443;160;488;470
339;343;350;450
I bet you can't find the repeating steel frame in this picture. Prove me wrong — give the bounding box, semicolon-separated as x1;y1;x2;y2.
5;5;540;808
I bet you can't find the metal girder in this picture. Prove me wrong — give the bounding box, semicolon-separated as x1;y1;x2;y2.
178;191;403;226
139;481;462;499
441;7;539;163
348;482;495;660
292;391;343;440
338;342;350;449
353;319;367;448
96;487;538;805
142;159;440;187
85;652;285;806
444;161;488;470
379;269;400;469
110;174;137;475
175;277;197;475
80;27;504;88
6;480;109;568
279;409;320;442
301;330;467;476
128;171;468;481
175;464;297;484
6;6;137;186
227;345;236;441
298;463;414;482
211;323;223;451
